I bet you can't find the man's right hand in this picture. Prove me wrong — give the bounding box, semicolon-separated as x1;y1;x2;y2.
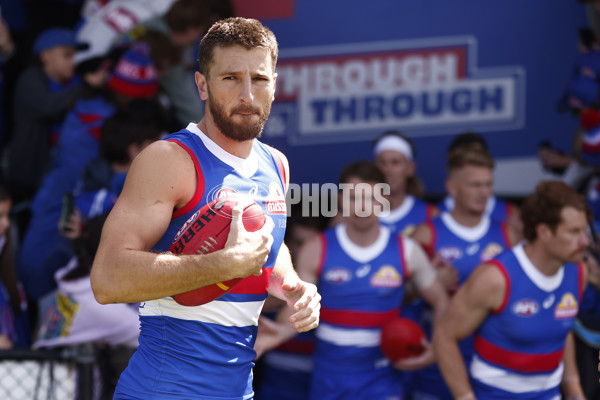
219;202;275;278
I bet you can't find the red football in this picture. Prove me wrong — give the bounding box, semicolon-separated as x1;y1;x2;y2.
380;317;426;361
169;198;266;306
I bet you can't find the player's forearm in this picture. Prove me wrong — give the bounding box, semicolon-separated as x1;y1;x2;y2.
91;248;240;304
432;325;474;399
267;243;298;302
561;333;586;399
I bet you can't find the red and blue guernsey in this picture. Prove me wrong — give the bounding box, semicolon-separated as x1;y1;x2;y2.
438;195;512;224
114;123;287;400
313;224;410;400
409;212;512;400
379;195;436;236
426;212;511;286
471;243;583;400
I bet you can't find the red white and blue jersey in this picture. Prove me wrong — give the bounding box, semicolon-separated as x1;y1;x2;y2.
426;212;511;286
379;195;436;236
438;195;512;224
314;224;409;373
114;123;287;400
471;243;583;400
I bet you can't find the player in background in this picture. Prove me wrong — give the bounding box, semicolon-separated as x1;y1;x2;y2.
434;181;588;400
408;146;521;400
255;161;448;400
373;130;438;236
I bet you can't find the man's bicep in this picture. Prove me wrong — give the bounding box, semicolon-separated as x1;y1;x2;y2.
101;142;196;252
443;264;506;339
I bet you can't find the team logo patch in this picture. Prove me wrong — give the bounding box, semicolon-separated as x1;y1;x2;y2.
481;243;503;261
266;181;287;215
400;224;416;237
324;268;352;283
511;299;539;317
555;293;579;319
370;265;402;288
439;246;462;261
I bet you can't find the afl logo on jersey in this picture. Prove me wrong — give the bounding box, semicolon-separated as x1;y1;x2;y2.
512;300;539;317
324;268;352;283
555;293;579;319
439;246;462;261
370;265;402;288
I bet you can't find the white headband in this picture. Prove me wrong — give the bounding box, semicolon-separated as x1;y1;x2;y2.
373;135;414;161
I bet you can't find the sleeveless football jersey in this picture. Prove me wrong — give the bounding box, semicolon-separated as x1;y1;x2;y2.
427;212;511;285
114;123;287;400
410;212;512;400
471;244;583;400
311;224;410;400
379;195;436;236
439;195;511;224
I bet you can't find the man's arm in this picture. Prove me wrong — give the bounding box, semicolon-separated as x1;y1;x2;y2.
561;332;586;400
255;234;322;358
394;238;449;370
432;263;506;400
268;242;320;333
91;140;274;304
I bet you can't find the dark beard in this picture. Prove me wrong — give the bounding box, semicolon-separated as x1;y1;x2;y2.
208;87;271;142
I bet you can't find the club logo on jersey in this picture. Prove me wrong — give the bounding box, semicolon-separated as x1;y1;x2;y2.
439;246;462;261
512;299;539;317
324;268;352;283
481;243;504;262
266;181;287;215
554;293;579;319
400;224;417;237
370;265;402;288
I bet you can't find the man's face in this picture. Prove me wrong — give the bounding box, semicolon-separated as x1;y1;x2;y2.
375;150;414;195
340;177;383;231
198;45;276;142
41;45;76;83
446;165;493;216
544;206;590;264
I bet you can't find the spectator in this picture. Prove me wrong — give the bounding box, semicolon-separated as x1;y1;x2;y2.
0;184;30;349
76;0;218;126
34;214;139;399
0;10;15;154
17;43;160;301
6;27;103;236
74;102;164;219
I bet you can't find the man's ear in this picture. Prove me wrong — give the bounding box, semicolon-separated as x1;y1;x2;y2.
537;223;552;242
195;71;208;101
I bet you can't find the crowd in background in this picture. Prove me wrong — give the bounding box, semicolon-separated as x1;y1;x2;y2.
0;0;599;399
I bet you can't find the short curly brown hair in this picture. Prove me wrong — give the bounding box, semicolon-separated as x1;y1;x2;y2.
197;17;278;78
521;181;591;242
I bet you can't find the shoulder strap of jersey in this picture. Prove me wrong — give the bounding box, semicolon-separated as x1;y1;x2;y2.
265;145;288;193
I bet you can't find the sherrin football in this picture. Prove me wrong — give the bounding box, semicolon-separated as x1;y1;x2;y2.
380;317;426;361
169;198;266;306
